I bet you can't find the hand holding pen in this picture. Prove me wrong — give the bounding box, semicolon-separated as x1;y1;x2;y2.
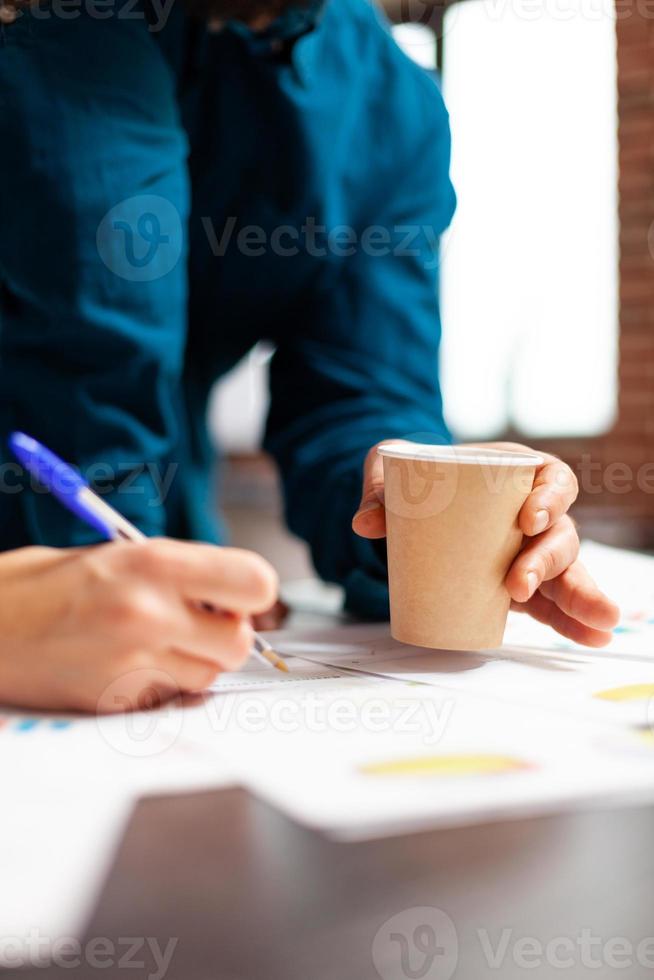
8;433;287;697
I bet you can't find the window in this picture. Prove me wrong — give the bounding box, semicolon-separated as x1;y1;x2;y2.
438;0;619;439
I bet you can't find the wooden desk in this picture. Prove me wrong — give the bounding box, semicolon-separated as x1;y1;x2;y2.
9;788;654;980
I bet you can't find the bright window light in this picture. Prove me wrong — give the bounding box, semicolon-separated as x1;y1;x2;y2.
391;23;437;71
440;0;619;439
210;343;273;453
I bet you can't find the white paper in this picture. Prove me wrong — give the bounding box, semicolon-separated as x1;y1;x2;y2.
271;623;654;728
0;707;236;964
504;540;654;659
171;676;654;840
209;652;347;692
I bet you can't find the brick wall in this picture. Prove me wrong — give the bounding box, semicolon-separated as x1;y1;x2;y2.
612;5;654;501
525;6;654;547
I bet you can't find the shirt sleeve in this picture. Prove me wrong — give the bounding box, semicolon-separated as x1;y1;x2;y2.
264;85;457;619
0;12;189;548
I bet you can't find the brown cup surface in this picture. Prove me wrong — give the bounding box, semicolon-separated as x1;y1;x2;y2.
383;455;536;651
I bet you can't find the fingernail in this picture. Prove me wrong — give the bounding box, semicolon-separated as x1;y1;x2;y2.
533;510;549;534
526;571;539;598
354;501;382;519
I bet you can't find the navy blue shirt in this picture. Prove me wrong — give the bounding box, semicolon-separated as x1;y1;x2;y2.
0;0;456;616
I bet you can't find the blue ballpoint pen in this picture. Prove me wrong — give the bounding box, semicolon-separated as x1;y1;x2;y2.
9;432;288;673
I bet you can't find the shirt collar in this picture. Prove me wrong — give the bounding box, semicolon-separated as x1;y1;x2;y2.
225;0;324;58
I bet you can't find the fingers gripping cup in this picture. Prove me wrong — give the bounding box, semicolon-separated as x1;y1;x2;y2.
378;443;543;651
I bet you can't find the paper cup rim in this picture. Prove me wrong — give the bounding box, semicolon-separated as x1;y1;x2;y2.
377;443;544;467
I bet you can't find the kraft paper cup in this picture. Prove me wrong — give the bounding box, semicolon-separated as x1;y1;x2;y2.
379;443;543;651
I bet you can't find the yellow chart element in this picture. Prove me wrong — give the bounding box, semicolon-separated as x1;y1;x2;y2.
594;684;654;703
359;754;532;778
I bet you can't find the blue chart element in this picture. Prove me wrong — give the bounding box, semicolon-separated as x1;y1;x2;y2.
9;718;73;733
14;719;40;733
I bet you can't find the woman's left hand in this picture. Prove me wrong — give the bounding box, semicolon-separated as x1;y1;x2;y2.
353;441;620;648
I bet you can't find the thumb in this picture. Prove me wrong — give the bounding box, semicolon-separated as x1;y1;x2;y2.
352;444;387;540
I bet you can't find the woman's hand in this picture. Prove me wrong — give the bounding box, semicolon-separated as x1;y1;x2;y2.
0;539;278;713
353;441;620;648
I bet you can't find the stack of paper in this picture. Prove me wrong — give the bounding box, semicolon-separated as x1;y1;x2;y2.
170;541;654;839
